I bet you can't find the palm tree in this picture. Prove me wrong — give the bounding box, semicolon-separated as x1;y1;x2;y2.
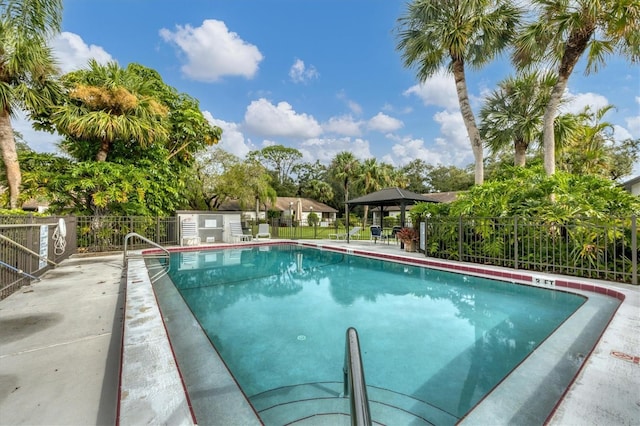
480;71;558;166
558;105;616;176
0;0;63;208
513;0;640;176
53;60;169;162
331;151;361;224
357;158;392;227
396;0;522;185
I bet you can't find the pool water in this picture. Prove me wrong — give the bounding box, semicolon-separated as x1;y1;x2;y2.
164;245;586;423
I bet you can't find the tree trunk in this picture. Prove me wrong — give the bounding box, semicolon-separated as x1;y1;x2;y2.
95;138;110;162
514;139;527;166
542;79;566;176
544;26;594;176
363;205;369;228
452;59;483;185
0;110;21;209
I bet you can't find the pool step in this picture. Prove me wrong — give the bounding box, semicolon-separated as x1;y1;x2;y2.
251;382;458;425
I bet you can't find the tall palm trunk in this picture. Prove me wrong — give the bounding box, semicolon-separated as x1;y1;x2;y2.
542;81;566;175
0;110;21;209
453;59;483;185
543;26;595;176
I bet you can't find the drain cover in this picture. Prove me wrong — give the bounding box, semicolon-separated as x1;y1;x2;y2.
297;335;307;341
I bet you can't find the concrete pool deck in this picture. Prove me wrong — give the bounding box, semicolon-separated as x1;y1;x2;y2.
0;240;638;425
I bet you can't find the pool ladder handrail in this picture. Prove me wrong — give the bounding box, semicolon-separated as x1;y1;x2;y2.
343;327;373;426
123;233;171;282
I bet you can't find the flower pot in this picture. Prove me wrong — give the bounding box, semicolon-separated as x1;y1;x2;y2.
404;240;416;252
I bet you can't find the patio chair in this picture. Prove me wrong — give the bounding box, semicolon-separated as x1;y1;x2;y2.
329;226;362;240
370;225;388;244
230;221;253;243
181;219;201;246
255;223;271;239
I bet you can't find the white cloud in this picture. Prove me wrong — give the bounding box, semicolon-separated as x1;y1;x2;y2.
431;110;475;167
244;98;323;138
322;115;363;136
203;112;254;158
387;135;451;167
625;115;640;138
337;91;363;115
299;137;372;164
289;59;319;84
367;112;403;133
561;91;610;115
160;19;263;82
404;71;459;111
50;32;113;74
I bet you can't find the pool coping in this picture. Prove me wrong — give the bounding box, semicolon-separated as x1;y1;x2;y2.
120;240;639;425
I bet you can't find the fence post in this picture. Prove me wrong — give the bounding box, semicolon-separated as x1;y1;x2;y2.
632;215;637;286
458;215;463;261
514;216;519;270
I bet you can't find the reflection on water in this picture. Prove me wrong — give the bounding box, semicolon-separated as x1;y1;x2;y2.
164;246;585;421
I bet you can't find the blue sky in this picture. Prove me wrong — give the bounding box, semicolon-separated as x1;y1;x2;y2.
15;0;640;178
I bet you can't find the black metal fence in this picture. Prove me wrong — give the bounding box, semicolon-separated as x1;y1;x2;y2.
76;216;178;253
2;213;637;300
0;216;77;298
424;215;638;285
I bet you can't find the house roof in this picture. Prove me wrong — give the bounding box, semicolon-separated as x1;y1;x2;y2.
218;197;338;213
621;175;640;191
421;191;460;203
346;187;435;207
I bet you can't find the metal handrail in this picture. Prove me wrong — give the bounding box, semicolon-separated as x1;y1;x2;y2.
0;260;40;282
123;232;170;266
343;327;372;426
0;234;58;266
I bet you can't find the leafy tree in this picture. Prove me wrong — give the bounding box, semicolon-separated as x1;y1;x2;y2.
330;151;361;219
0;0;63;208
248;144;302;185
192;148;240;209
303;179;334;204
396;0;522;185
402;159;431;193
558;106;639;180
513;0;640;176
50;60;169;162
449;166;640;219
19;153;183;216
356;158;394;226
609;138;640;180
427;164;474;192
480;71;557;166
25;62;221;215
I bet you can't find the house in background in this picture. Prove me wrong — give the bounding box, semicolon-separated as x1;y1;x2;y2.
621;176;640;196
218;196;338;225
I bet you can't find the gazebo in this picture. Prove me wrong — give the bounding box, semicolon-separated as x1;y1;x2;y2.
345;187;436;242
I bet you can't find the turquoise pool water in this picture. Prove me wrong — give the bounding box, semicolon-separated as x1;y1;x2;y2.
163;245;586;423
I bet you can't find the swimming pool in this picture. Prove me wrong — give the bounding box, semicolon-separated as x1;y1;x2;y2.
147;244;621;425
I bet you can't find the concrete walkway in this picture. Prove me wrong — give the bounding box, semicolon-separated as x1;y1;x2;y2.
0;254;124;426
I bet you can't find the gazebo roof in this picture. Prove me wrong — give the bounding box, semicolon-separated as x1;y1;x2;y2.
346;187;436;207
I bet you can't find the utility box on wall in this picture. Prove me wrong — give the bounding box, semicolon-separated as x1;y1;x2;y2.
198;214;224;243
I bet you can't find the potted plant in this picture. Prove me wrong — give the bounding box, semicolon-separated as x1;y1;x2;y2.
396;227;419;252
